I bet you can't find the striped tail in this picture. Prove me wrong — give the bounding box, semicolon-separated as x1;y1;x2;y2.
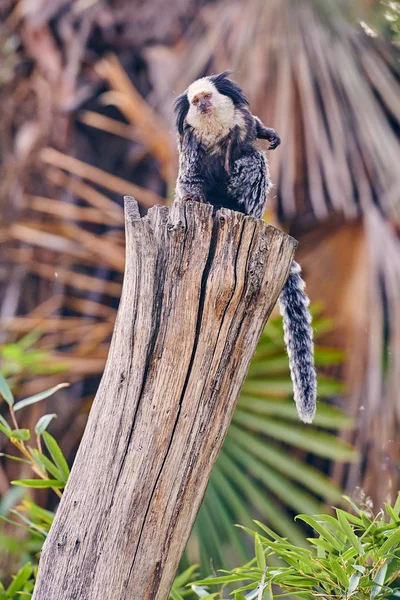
278;261;317;423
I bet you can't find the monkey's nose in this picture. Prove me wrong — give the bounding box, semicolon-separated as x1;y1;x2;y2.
199;99;212;113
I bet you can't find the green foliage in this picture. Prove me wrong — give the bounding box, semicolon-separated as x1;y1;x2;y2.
0;563;36;599
0;310;352;596
190;311;354;572
0;374;197;600
0;332;67;383
192;494;400;600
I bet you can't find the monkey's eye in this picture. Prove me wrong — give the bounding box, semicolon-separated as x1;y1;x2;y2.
204;92;212;100
192;97;199;105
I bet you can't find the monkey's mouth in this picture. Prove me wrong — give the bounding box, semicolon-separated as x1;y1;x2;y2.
199;103;213;115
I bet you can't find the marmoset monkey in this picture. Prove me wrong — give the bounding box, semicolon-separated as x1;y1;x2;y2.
174;71;316;423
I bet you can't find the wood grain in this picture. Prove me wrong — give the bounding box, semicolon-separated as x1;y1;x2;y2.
32;197;297;600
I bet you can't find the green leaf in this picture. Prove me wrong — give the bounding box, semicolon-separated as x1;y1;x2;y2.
10;429;31;441
385;504;399;523
173;564;199;589
191;586;219;598
295;515;342;551
42;431;70;481
380;529;400;554
7;563;32;594
235;594;247;600
0;373;14;406
370;562;388;599
31;449;64;481
11;479;65;488
329;556;348;587
35;413;57;435
393;492;400;516
20;500;54;525
0;414;11;431
13;383;69;412
255;534;266;571
0;453;30;464
336;509;363;554
169;589;184;600
0;423;13;439
348;572;361;596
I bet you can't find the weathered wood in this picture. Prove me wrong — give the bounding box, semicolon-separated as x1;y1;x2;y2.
32;197;297;600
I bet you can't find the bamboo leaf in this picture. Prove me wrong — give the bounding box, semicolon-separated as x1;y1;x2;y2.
42;431;70;481
11;479;65;488
370;562;388;599
13;383;69;412
0;453;30;464
31;449;64;481
0;373;14;406
0;415;11;431
7;563;32;594
380;529;400;554
10;429;31;442
347;572;361;596
255;534;266;572
295;515;342;551
336;509;363;554
35;413;57;435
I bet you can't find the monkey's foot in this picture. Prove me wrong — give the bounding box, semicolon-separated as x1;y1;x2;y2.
268;132;281;150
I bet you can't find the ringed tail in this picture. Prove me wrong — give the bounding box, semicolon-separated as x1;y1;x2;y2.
278;261;317;423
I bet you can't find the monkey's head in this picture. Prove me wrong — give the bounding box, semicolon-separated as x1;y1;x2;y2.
174;71;249;135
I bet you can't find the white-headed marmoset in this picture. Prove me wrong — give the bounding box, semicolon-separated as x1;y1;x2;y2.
174;71;316;423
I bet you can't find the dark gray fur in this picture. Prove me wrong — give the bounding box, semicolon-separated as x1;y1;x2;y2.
174;72;316;423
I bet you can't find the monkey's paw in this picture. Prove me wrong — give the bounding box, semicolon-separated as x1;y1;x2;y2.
268;131;281;150
182;194;205;204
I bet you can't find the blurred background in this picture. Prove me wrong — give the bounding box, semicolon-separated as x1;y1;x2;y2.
0;0;399;581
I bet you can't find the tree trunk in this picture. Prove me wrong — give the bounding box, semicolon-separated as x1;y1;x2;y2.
32;197;297;600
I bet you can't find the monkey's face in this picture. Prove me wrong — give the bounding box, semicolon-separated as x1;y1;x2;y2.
191;91;213;115
185;78;235;133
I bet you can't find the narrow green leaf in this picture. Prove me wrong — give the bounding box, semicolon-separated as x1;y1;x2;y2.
235;594;247;600
31;449;64;481
0;453;30;464
173;564;199;589
193;575;249;585
0;423;13;439
385;504;400;524
20;500;54;525
370;562;388;599
42;431;70;481
7;563;32;594
255;534;266;571
169;589;184;600
347;572;361;596
329;557;348;587
11;479;64;489
336;509;363;554
393;492;400;516
35;413;57;435
10;429;31;442
191;586;219;599
380;529;400;554
0;373;14;406
0;415;11;431
13;383;69;412
295;515;342;551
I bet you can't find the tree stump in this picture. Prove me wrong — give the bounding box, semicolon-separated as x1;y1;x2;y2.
32;197;297;600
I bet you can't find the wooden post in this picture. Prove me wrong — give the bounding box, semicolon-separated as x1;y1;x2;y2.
32;197;297;600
